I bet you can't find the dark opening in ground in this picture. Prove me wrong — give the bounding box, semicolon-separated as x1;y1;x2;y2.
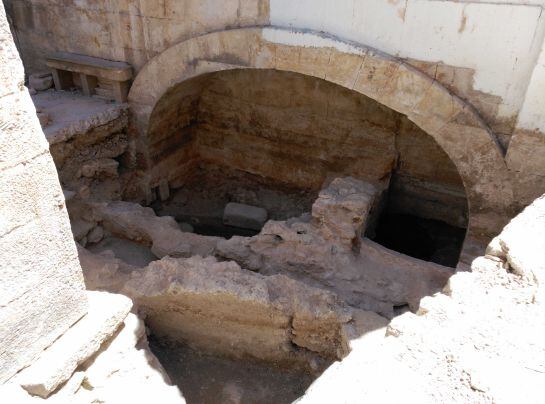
149;336;314;404
371;213;466;267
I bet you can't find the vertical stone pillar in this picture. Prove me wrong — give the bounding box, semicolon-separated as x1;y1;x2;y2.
0;4;88;384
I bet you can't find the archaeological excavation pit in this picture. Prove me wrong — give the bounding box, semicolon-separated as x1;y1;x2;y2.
4;3;545;401
45;65;474;402
146;69;469;267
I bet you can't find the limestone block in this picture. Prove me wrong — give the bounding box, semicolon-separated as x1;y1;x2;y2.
93;201;219;257
0;91;49;171
496;194;545;298
353;52;399;100
324;51;365;89
0;160;87;384
80;158;119;178
17;291;132;398
0;5;24;98
158;179;170;201
29;72;53;91
87;225;104;244
312;177;377;247
124;256;354;368
71;219;95;241
223;202;268;231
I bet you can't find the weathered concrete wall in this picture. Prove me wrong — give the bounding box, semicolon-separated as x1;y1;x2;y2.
147;69;467;227
0;4;87;384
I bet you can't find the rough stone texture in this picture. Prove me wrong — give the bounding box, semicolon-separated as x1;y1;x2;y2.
1;312;183;403
128;27;514;238
300;251;544;403
17;291;132;398
0;4;88;384
28;71;52;91
122;255;379;371
223;202;268;231
91;200;220;258
144;69;467;228
489;194;545;303
218;178;453;316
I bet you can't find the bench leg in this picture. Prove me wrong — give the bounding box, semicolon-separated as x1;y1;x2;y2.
80;74;97;97
51;69;73;91
112;81;130;103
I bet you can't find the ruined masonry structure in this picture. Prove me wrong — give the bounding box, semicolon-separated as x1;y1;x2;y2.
1;1;545;403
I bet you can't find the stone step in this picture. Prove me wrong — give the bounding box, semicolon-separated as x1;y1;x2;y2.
17;291;132;398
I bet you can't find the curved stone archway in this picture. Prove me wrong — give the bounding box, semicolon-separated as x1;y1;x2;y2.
128;27;514;238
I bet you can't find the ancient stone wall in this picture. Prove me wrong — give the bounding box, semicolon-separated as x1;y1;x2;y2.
4;0;545;222
0;3;87;383
146;69;467;226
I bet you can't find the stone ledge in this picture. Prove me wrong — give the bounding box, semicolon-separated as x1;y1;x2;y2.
17;291;132;398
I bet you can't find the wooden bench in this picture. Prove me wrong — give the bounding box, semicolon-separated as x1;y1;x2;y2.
46;52;133;102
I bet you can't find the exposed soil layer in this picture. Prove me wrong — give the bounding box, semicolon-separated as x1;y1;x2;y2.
151;164;317;238
372;213;466;267
149;337;314;404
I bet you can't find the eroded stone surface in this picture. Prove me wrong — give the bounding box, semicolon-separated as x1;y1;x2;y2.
92;201;220;258
218;177;452;316
17;291;132;398
121;255;382;372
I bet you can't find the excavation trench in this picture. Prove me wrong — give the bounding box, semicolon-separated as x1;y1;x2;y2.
44;68;470;402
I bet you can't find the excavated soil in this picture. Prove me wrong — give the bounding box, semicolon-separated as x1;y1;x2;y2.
149;337;314;404
151;164;317;238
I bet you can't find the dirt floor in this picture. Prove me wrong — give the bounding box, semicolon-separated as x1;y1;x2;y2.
149;337;314;404
152;164;318;238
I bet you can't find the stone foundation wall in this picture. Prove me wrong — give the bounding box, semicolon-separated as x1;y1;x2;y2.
147;69;467;226
0;4;87;383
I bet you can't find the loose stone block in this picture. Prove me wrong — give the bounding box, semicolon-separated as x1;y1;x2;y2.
223;202;268;231
17;291;132;398
29;72;53;91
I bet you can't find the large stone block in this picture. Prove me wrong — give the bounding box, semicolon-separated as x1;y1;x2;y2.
223;202;268;231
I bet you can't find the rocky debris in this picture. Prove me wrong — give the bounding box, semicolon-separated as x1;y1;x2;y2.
17;291;132;398
178;222;194;233
158;179;170;201
300;250;545;403
29;72;53;91
1;312;183;404
217;177;452;316
488;194;545;302
87;225;104;244
122;255;385;372
311;177;377;249
77;244;134;292
71;219;95;242
75;313;183;403
223;202;268;231
92;201;220;258
80;158;119;179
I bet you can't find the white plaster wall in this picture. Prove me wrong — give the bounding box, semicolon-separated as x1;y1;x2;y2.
517;35;545;132
270;0;545;128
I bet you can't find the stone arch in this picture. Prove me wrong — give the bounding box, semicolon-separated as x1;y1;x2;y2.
128;27;514;238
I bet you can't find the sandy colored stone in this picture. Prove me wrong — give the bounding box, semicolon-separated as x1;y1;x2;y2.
122;255;363;370
17;291;132;398
218;178;452;317
92;201;219;258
